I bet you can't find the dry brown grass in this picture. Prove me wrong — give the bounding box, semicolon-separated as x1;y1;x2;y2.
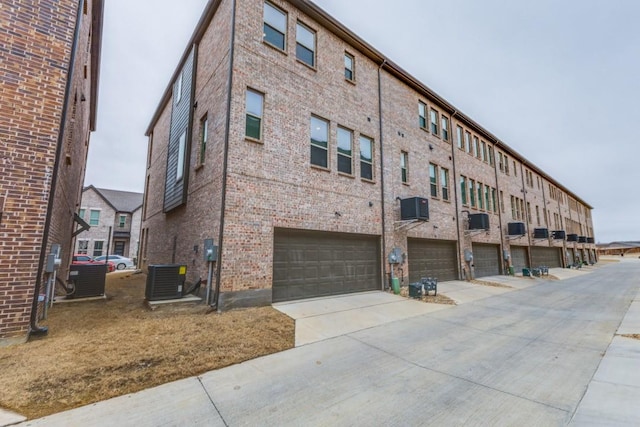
471;279;514;289
0;271;294;420
621;334;640;340
397;287;457;305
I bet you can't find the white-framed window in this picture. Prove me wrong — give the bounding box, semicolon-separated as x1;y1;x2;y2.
263;1;287;51
430;109;439;136
337;126;353;175
78;208;85;220
441;116;449;141
246;89;264;141
296;22;316;67
344;52;355;82
401;151;409;184
89;209;100;226
93;240;104;257
176;130;186;182
419;102;427;129
199;114;208;165
440;168;449;201
359;135;374;181
429;163;438;197
310;115;329;168
77;240;89;255
119;215;126;228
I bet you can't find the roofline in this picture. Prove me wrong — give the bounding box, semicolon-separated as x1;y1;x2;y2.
144;0;593;209
82;185;144;213
89;0;104;131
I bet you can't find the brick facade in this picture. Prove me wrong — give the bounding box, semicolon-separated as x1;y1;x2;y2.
142;0;596;309
0;0;103;345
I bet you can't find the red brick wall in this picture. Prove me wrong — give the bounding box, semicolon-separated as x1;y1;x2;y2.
0;0;96;345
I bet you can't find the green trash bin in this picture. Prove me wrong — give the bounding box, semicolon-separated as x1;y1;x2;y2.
391;277;400;295
522;268;531;277
508;266;515;276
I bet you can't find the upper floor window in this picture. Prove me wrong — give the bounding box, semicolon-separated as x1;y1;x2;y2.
477;182;484;209
456;126;464;150
344;52;355;82
472;136;479;158
440;168;449;201
296;22;316;67
469;179;476;207
174;72;183;104
460;176;468;205
430;109;439;136
464;131;471;153
89;210;100;226
77;240;88;255
199;114;208;165
418;102;427;129
429;163;438;197
441;116;449;141
488;146;494;166
310;116;328;168
337;126;353;175
245;89;264;141
360;136;373;181
480;140;487;162
401;151;409;184
78;208;85;220
263;2;287;51
176;130;186;181
119;215;126;228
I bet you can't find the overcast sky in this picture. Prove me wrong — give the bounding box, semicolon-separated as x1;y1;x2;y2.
85;0;640;243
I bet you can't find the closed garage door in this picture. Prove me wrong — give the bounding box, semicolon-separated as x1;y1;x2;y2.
531;247;562;268
272;229;381;303
408;239;458;282
510;246;529;272
566;249;575;265
473;244;501;277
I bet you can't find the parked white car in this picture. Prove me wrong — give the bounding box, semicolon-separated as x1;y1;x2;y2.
93;255;135;270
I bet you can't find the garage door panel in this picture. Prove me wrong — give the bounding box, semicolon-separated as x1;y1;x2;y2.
531;247;562;268
408;239;458;283
511;246;529;272
273;229;381;303
473;244;501;277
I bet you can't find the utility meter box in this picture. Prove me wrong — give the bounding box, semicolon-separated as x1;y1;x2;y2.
464;249;473;262
388;247;403;264
204;239;217;262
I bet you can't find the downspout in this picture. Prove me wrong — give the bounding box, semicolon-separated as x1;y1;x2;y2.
212;0;237;310
492;140;506;274
29;0;85;337
520;162;533;268
377;59;388;289
449;111;463;279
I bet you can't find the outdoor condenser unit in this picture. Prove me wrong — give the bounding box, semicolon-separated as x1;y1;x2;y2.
507;222;526;236
552;230;566;240
145;265;187;301
567;234;579;242
533;228;549;239
400;197;429;221
68;264;107;298
468;213;490;230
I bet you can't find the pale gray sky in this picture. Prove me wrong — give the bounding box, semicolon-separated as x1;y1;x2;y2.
85;0;640;243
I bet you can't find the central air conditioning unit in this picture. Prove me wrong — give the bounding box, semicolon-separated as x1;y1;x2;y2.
145;265;187;301
552;230;566;240
507;222;526;236
400;197;429;221
468;213;490;230
67;264;107;298
587;237;595;244
533;228;549;239
578;236;587;243
567;234;579;242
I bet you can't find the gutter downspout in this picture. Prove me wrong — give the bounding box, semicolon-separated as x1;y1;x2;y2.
449;111;463;280
492;140;506;274
377;59;388;289
29;0;85;337
212;0;237;310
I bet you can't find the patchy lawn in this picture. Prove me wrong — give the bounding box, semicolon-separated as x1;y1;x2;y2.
0;271;294;420
397;287;456;305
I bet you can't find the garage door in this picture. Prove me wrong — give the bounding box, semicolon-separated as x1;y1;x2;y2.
531;247;562;268
566;249;575;265
473;244;501;277
407;239;458;282
510;246;529;272
272;229;381;303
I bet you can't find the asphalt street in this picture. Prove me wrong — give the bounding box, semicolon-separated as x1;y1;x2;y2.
18;261;640;426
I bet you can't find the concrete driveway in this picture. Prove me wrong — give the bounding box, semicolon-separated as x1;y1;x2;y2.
15;259;640;426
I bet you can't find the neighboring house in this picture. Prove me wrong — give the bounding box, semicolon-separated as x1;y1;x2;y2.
597;242;640;257
0;0;104;345
141;0;596;310
76;186;143;261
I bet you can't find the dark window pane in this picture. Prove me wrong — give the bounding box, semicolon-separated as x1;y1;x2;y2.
443;188;449;201
264;24;285;50
345;68;353;80
311;145;327;168
361;162;372;180
338;155;352;175
296;44;314;67
246;115;261;139
419;116;426;128
430;184;438;197
402;169;408;183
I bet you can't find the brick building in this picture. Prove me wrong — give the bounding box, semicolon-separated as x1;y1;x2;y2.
141;0;596;309
75;186;143;262
0;0;104;345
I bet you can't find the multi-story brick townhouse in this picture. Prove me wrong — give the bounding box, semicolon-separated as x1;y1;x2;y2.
75;186;143;263
0;0;104;345
141;0;596;310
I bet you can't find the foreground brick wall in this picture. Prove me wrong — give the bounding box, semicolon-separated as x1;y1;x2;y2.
0;0;96;345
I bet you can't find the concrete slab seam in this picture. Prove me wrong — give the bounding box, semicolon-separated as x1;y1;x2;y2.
197;376;228;427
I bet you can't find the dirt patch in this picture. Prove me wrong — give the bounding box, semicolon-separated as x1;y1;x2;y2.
621;334;640;340
0;271;294;420
397;287;457;305
471;279;513;289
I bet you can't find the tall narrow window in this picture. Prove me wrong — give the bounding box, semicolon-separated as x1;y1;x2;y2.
263;2;287;50
511;196;516;219
401;151;409;184
344;52;355;81
460;176;468;205
464;131;471;153
119;215;126;228
441;168;449;201
199;115;208;164
457;126;464;150
429;163;438;197
477;182;484;209
536;205;541;225
441;116;449;141
469;180;476;207
481;141;487;162
93;241;104;257
78;208;85;220
472;136;479;158
310;116;329;168
296;22;316;67
499;152;504;172
176;131;186;181
485;185;490;212
360;136;373;181
491;188;497;213
245;89;264;140
174;73;183;104
430;109;439;135
418;102;427;129
337;126;353;175
527;202;532;223
500;191;505;213
488;146;494;166
513;160;517;176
